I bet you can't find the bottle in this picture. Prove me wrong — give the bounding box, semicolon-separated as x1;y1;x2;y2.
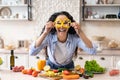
118;11;120;19
10;50;15;70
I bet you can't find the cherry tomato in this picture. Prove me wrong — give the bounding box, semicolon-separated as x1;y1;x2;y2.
63;70;70;75
27;69;33;75
32;71;39;77
22;69;28;74
53;69;58;73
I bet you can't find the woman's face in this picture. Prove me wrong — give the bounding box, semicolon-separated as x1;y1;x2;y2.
54;15;71;35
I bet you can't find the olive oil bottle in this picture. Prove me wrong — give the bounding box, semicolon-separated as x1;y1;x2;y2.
10;50;15;70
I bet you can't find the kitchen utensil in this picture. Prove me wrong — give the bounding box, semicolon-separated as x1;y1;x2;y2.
106;14;117;19
107;0;114;4
100;0;108;4
85;0;98;4
118;11;120;19
92;36;105;41
113;0;120;4
108;40;118;48
0;7;12;17
0;36;4;48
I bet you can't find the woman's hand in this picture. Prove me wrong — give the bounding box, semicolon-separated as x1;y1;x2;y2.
71;22;82;35
44;21;55;34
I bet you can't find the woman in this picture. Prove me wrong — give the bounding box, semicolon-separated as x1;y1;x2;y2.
29;11;97;69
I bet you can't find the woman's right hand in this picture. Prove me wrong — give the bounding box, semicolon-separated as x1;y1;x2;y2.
43;21;55;34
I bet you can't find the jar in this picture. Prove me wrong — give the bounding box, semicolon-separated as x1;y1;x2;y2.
37;59;46;71
113;0;120;4
0;37;4;48
107;0;114;4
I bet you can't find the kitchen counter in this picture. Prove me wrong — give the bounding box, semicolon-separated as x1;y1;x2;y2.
0;48;120;56
0;48;28;54
78;49;120;56
0;69;120;80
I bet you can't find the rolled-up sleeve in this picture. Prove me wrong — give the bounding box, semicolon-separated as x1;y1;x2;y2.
29;41;39;56
77;38;98;55
29;36;48;56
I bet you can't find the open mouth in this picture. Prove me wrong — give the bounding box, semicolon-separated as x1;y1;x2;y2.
58;29;67;32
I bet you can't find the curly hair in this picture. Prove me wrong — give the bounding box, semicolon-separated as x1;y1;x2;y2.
40;11;78;58
41;11;76;35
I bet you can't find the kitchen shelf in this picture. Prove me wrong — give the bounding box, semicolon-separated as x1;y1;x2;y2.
83;18;120;21
0;18;28;21
0;0;32;21
0;4;28;7
83;4;120;7
82;0;120;21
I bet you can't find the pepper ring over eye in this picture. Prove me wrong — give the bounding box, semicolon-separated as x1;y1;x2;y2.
54;19;71;29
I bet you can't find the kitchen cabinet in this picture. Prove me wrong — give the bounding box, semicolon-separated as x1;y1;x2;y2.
82;0;120;21
28;53;46;69
28;55;40;69
93;55;114;69
0;54;7;69
0;53;28;69
7;54;29;69
113;56;120;68
0;0;32;21
74;53;114;69
74;55;92;68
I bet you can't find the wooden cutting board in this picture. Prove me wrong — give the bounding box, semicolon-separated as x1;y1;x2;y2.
38;73;80;80
38;73;63;80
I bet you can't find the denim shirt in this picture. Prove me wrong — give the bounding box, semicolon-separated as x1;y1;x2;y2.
29;33;97;66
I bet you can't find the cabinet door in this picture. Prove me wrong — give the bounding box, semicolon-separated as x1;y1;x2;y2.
7;54;29;69
114;56;120;68
74;55;92;68
28;56;40;69
0;54;7;69
93;56;113;69
29;54;46;69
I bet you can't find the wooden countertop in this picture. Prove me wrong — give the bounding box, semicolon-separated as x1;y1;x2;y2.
0;69;119;80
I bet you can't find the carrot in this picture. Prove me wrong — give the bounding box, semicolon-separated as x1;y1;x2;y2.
62;74;80;79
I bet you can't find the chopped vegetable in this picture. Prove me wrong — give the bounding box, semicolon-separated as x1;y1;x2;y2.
62;74;80;79
43;65;51;71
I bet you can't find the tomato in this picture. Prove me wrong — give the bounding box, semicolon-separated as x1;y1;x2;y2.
109;69;119;76
63;70;70;75
80;68;85;74
32;71;39;77
27;69;33;75
22;69;28;74
53;69;58;73
12;66;19;72
19;66;25;72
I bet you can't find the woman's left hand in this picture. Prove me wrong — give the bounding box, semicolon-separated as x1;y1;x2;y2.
71;22;81;35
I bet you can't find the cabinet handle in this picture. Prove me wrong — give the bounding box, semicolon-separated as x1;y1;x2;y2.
79;57;83;60
15;56;18;59
100;57;105;60
36;56;40;59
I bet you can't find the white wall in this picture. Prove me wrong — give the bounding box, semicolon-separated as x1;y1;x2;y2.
0;21;37;46
0;0;120;47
